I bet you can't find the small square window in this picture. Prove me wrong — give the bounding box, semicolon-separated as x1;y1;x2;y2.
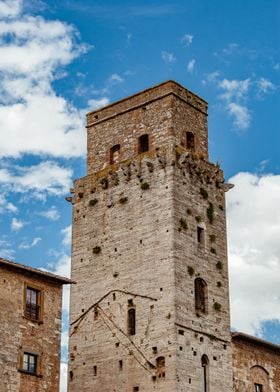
22;352;38;374
25;286;42;321
138;134;149;154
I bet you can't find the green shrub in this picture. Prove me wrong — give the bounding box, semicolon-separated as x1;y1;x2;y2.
92;246;101;254
141;182;150;190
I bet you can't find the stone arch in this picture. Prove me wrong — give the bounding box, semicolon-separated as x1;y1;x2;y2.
250;365;270;392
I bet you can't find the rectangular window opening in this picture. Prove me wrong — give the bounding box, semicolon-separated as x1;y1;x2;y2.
197;226;205;245
25;286;41;321
254;384;263;392
22;352;38;374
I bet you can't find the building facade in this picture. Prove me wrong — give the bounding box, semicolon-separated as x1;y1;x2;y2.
0;257;71;392
232;333;280;392
68;80;234;391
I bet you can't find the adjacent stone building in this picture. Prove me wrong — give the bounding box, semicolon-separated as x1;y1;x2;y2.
68;80;280;392
0;257;72;392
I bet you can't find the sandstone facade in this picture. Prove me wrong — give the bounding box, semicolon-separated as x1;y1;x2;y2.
68;81;233;391
0;258;71;392
232;333;280;392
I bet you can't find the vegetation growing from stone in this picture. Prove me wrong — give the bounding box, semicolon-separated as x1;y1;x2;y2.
188;266;194;276
213;302;222;311
141;182;150;190
209;234;216;242
179;218;188;230
200;188;208;199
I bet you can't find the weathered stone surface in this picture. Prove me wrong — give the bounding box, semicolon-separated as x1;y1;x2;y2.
68;81;233;391
232;333;280;392
0;259;67;392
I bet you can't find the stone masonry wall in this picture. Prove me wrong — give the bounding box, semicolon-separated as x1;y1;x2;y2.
0;266;62;392
68;80;233;391
173;150;233;391
232;336;280;392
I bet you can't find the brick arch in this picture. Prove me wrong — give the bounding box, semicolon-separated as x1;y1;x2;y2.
250;365;270;391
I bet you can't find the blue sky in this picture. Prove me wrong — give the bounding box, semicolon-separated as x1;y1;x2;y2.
0;0;279;390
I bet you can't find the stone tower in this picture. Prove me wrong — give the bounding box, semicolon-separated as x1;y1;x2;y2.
68;81;233;391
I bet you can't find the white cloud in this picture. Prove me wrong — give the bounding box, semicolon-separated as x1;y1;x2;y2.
161;50;176;63
60;362;68;392
87;97;110;111
0;194;17;213
0;9;88;159
256;77;277;95
39;206;60;221
187;58;195;73
108;73;123;84
0;0;22;19
0;161;73;198
227;102;251;130
19;236;41;249
218;78;250;102
227;172;280;335
10;217;24;231
61;225;71;247
181;33;193;47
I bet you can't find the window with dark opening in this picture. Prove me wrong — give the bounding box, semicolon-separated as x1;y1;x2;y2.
201;355;209;392
110;144;120;164
22;352;38;374
25;286;41;321
128;308;136;336
138;134;149;154
254;385;263;392
197;226;205;245
195;278;207;313
119;360;123;371
186;132;195;150
93;365;97;376
156;356;165;379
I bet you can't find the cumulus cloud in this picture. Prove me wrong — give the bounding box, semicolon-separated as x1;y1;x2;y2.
0;0;22;18
39;206;60;221
217;78;251;130
161;50;176;63
0;161;73;198
187;58;195;73
19;236;41;249
10;217;24;231
0;5;87;159
227;102;251;130
181;33;193;46
227;172;280;335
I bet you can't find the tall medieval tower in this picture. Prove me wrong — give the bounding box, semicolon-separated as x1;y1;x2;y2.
68;81;233;391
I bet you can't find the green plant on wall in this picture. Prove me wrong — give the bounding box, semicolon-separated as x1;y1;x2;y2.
200;188;208;199
119;197;128;204
187;266;194;276
141;182;150;190
213;302;222;311
179;218;188;230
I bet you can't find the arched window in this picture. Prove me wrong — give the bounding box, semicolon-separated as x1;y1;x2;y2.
138;134;149;154
194;278;207;314
250;366;269;392
156;356;165;379
110;144;120;164
186;131;195;150
128;308;136;336
201;355;209;392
